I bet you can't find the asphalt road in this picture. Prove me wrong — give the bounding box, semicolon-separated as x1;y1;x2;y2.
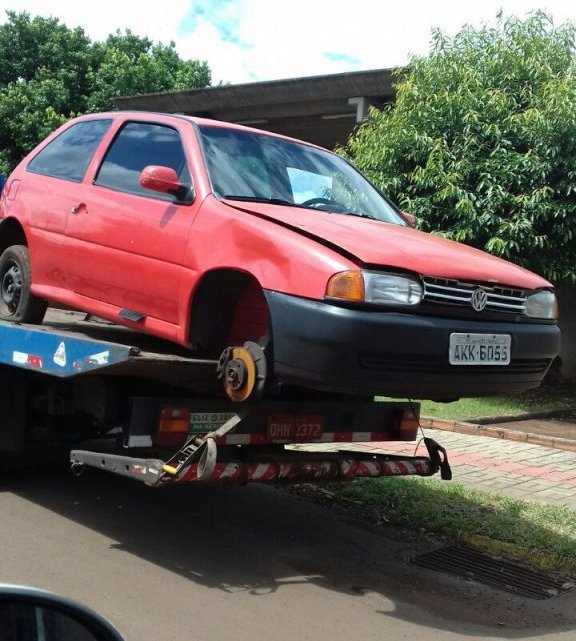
0;461;574;641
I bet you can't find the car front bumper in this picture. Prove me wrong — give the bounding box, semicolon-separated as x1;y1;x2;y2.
264;291;561;399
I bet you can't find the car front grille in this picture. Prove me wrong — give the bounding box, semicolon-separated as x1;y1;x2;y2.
422;278;527;314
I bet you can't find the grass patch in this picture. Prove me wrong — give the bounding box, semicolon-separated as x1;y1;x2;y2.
334;476;576;573
379;384;576;421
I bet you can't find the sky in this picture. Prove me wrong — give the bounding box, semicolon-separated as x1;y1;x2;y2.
3;0;576;85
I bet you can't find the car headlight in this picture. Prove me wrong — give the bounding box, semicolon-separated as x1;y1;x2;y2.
326;270;423;306
525;290;558;320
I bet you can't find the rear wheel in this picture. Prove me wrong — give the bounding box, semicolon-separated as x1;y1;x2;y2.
0;245;47;323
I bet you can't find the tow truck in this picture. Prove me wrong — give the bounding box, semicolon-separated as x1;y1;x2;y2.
0;309;451;486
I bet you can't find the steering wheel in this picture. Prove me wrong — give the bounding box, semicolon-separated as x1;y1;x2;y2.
300;197;334;208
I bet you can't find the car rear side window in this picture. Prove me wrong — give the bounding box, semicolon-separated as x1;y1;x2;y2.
27;119;112;182
94;122;192;202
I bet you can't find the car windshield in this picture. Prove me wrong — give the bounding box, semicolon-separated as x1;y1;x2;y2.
198;125;404;224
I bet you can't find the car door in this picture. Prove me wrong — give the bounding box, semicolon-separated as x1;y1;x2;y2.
64;120;199;326
14;119;113;289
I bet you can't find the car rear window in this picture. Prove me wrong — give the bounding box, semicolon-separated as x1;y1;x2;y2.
27;119;112;182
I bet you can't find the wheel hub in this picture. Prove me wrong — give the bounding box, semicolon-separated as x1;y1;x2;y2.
225;359;248;391
1;265;21;307
217;343;267;402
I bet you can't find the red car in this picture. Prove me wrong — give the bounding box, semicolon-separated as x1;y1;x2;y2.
0;112;560;399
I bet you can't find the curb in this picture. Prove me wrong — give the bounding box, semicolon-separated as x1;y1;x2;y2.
458;533;575;574
421;416;576;453
467;407;576;425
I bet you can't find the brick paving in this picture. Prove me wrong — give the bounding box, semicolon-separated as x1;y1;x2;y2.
294;429;576;509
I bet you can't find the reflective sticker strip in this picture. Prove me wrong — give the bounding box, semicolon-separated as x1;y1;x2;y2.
250;463;278;482
73;350;111;372
381;460;422;476
12;351;43;368
130;465;147;475
12;351;27;364
86;350;110;365
216;432;403;445
338;460;382;478
173;457;432;484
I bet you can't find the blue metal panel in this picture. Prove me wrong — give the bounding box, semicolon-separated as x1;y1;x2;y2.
0;322;134;377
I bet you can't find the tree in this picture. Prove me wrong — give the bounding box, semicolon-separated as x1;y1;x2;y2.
86;34;210;113
345;12;576;283
0;12;211;174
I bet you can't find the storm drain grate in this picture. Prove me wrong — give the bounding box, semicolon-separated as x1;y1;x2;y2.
412;545;575;599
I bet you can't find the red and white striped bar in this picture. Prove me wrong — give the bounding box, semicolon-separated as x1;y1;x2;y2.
171;455;433;484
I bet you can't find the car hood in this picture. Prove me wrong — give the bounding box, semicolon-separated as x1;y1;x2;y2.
223;200;551;290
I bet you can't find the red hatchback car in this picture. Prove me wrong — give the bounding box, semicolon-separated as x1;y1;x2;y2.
0;112;560;400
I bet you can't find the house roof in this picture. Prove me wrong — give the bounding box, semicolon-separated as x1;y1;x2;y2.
114;67;397;149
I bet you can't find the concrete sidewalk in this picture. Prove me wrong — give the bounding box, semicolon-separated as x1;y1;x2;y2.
296;429;576;509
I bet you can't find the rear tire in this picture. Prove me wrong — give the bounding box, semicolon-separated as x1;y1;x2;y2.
0;245;47;323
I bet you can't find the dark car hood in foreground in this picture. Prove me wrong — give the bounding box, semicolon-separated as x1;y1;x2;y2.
223;200;550;290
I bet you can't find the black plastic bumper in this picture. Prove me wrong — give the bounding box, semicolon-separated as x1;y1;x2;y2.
264;291;560;399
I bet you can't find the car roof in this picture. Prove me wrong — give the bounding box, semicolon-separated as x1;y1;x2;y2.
73;111;327;151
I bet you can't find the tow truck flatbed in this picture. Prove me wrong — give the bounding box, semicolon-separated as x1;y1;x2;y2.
0;309;451;485
0;309;219;390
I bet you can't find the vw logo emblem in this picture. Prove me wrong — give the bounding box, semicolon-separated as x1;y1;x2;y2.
470;288;488;312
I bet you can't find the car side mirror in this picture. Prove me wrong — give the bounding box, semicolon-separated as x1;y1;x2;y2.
400;211;417;228
0;585;125;640
140;165;192;202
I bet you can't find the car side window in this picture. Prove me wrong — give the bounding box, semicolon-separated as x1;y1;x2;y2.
27;119;112;182
94;122;192;202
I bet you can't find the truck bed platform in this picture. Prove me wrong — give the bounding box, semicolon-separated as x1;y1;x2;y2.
0;309;218;389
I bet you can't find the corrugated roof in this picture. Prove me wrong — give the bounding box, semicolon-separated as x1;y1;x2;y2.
114;67;396;112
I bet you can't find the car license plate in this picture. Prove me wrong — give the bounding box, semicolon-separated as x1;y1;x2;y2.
449;333;511;366
266;415;324;441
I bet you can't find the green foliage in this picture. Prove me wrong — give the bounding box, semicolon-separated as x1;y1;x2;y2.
85;32;211;113
345;12;576;282
0;11;211;175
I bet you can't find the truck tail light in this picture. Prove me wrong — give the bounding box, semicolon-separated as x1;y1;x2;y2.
399;407;419;437
158;407;190;434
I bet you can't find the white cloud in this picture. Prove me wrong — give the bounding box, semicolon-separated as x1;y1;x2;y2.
1;0;189;44
3;0;576;84
175;0;576;83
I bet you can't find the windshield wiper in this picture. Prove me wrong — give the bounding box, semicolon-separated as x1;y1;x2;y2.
222;195;296;207
336;211;378;220
222;195;379;219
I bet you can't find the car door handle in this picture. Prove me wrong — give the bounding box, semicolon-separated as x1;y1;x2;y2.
71;202;87;214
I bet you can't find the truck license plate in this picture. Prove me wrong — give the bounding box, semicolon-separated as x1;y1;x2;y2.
266;415;324;441
449;333;511;365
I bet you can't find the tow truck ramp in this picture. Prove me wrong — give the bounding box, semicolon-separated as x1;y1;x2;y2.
0;312;451;486
71;404;451;486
